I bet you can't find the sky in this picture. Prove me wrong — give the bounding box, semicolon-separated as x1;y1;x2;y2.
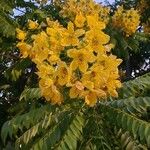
96;0;115;4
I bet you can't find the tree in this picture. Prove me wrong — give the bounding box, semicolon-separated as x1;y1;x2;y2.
0;0;150;149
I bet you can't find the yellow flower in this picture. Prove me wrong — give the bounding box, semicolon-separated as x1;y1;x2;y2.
86;15;106;30
46;27;60;37
112;6;123;29
67;48;96;72
106;80;120;97
49;85;63;104
74;12;86;28
32;31;49;49
28;20;39;30
41;85;63;105
36;63;54;78
104;43;115;52
61;22;85;46
47;54;60;65
39;77;53;89
84;89;106;106
66;72;78;87
69;81;84;98
122;9;140;36
32;48;49;63
59;0;77;19
85;29;110;53
98;5;110;24
98;54;122;71
46;19;63;29
59;0;110;24
16;28;26;41
56;62;70;86
82;63;111;90
112;6;140;36
46;27;64;53
17;42;31;58
83;81;94;90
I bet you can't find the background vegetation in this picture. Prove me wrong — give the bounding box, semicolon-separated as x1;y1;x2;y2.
0;0;150;149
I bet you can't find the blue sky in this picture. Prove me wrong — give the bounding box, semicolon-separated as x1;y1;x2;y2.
96;0;115;4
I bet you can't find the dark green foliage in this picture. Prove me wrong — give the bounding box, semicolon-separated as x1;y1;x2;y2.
1;73;150;149
100;104;150;147
118;73;150;98
108;97;150;120
0;0;17;37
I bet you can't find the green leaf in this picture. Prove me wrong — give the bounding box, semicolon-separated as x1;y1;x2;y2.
0;0;13;12
55;112;85;150
118;73;150;99
108;97;150;118
20;88;41;101
100;104;150;147
1;105;53;145
0;11;16;37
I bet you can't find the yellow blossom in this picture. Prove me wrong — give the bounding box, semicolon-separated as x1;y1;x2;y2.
74;12;86;28
83;81;94;90
16;28;26;41
67;48;96;72
85;29;110;53
41;85;63;104
84;89;106;106
39;77;53;89
32;31;49;49
86;14;106;30
106;80;121;97
96;54;122;71
16;42;31;58
69;81;84;99
46;19;62;28
32;48;49;63
104;43;115;52
82;65;106;89
56;62;70;86
28;20;39;30
47;54;60;65
36;63;54;78
46;27;64;53
49;86;63;104
61;22;85;46
59;0;110;24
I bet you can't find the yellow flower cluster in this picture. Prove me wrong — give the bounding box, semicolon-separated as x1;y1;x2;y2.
16;0;122;106
57;0;110;24
112;6;140;36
